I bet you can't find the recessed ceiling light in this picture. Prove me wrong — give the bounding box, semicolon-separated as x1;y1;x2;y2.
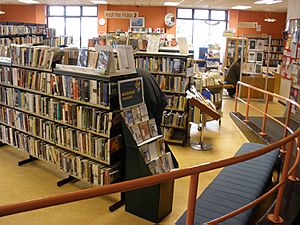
18;0;40;3
164;1;180;6
91;0;107;4
0;11;5;15
254;0;282;4
231;5;252;10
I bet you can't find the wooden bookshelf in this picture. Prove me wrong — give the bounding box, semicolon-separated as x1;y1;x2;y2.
135;51;193;145
223;37;248;69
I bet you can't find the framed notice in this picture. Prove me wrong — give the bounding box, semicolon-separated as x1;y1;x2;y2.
118;77;144;109
130;17;145;28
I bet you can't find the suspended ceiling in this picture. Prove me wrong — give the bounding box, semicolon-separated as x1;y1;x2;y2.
0;0;287;12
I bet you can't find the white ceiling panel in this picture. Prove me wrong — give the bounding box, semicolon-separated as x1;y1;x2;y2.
0;0;288;12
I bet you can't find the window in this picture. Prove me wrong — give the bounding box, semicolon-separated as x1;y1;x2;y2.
47;6;98;48
176;8;228;59
177;8;193;19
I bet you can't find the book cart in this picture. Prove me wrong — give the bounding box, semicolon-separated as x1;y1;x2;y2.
134;51;194;145
118;77;177;222
0;45;138;191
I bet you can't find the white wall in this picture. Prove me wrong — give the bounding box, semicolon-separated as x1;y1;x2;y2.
287;0;300;21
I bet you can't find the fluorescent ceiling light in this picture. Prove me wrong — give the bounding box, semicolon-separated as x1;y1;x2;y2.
0;11;5;15
231;5;252;10
91;0;107;4
264;18;276;22
164;2;180;6
254;0;282;4
18;0;40;3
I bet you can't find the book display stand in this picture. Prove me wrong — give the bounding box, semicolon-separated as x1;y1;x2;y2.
118;77;177;223
187;87;220;151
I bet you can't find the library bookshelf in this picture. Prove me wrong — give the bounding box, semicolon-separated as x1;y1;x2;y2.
0;53;137;187
134;51;194;145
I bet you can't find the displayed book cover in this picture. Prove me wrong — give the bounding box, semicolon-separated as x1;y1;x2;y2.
131;106;142;124
77;48;89;67
139;103;149;122
130;124;143;144
122;108;134;126
140;144;151;163
139;121;151;141
256;52;263;62
249;39;256;50
255;63;262;74
87;51;99;68
148;118;158;137
256;40;264;50
97;49;110;74
248;51;256;62
116;45;136;71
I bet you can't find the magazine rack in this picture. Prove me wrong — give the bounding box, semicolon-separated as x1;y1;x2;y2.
189;98;220;150
117;77;177;223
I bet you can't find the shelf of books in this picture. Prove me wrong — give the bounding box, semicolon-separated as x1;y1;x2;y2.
0;44;138;187
280;19;300;123
134;51;194;145
0;23;55;46
223;37;248;69
264;38;284;67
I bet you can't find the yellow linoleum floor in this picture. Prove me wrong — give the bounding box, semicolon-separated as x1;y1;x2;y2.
0;98;286;225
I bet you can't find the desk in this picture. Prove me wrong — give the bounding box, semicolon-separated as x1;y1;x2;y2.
240;75;275;100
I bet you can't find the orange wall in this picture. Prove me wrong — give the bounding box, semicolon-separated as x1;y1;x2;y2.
0;5;46;24
228;9;287;39
98;5;176;34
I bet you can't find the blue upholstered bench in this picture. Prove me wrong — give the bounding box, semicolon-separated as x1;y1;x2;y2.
176;143;279;225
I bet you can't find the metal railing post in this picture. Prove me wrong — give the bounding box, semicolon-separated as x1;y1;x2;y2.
244;87;251;122
268;141;294;224
289;141;300;182
281;102;292;154
234;83;239;113
186;174;199;225
260;93;269;136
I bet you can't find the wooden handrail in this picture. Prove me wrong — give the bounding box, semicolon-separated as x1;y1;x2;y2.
0;81;299;225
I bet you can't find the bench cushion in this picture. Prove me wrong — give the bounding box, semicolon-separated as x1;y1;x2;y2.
176;143;278;225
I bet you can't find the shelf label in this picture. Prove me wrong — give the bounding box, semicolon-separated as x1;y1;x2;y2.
237;22;258;28
105;11;139;19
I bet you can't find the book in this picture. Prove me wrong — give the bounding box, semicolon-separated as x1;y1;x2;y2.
130;124;143;144
87;51;99;68
122;109;134;126
139;121;151;141
248;51;256;62
148;118;158;137
140;144;151;163
77;48;89;67
131;106;142;124
249;39;256;50
139;103;149;121
116;45;136;71
97;49;110;74
256;52;263;62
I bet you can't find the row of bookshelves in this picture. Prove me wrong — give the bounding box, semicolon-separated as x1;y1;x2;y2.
0;24;48;36
135;56;193;75
0;36;45;46
154;75;189;93
0;104;117;164
0;67;113;109
0;124;119;186
0;88;112;137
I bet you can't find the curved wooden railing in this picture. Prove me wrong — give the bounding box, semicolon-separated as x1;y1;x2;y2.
0;81;299;225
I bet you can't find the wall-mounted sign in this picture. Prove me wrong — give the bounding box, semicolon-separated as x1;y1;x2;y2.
104;11;139;19
237;22;258;28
